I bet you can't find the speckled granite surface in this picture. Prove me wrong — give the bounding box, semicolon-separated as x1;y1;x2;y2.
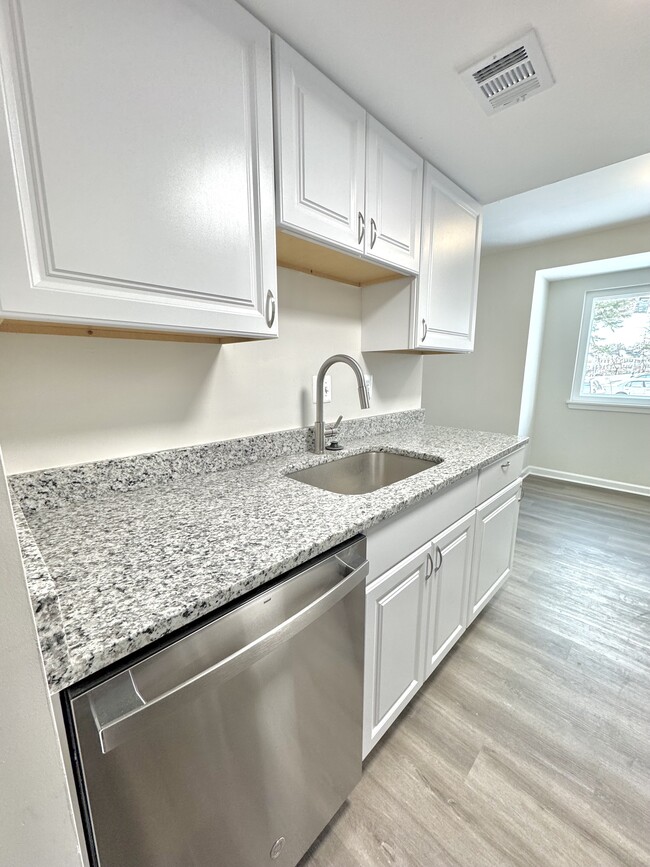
11;413;526;693
12;409;425;515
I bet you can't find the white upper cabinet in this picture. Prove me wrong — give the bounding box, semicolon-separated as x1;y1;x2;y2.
361;162;481;353
415;163;482;352
272;38;423;275
0;0;278;338
365;118;423;274
272;36;366;255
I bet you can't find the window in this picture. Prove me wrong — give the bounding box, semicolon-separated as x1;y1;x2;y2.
569;285;650;412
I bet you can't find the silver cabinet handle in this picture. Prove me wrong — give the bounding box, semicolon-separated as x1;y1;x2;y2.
425;552;434;580
92;558;370;753
501;461;511;470
357;211;365;245
265;290;276;328
421;318;427;343
370;218;377;249
518;487;524;502
434;545;443;573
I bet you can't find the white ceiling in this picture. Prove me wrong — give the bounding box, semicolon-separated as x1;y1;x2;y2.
239;0;650;205
482;152;650;249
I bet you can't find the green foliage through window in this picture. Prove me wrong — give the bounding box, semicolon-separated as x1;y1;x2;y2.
580;291;650;399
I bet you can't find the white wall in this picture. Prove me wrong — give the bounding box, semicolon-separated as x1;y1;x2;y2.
0;267;423;474
0;447;82;866
421;218;650;435
529;269;650;489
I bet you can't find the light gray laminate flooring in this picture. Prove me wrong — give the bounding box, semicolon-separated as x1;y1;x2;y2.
301;477;650;866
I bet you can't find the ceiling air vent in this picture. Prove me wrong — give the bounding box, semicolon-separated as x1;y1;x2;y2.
460;30;554;115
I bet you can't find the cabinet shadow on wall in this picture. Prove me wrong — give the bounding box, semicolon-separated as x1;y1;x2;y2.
0;333;220;469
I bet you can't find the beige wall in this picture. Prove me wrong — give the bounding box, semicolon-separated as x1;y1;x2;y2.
529;269;650;488
0;448;82;866
0;267;423;474
421;218;650;436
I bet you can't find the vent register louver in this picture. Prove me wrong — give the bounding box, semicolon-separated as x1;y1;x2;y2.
460;30;554;115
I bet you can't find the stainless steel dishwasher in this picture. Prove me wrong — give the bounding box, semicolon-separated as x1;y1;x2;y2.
65;536;368;867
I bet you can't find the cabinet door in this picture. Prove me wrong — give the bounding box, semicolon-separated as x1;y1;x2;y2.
414;162;482;352
363;543;428;757
423;510;475;679
0;0;277;337
273;37;366;255
365;117;423;274
467;480;521;625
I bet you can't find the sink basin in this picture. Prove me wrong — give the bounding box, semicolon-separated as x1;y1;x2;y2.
287;450;442;495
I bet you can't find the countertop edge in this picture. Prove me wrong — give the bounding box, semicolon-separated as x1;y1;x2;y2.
12;501;75;689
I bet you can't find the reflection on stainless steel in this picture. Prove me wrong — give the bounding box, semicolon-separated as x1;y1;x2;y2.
68;537;368;867
287;450;443;495
314;354;370;454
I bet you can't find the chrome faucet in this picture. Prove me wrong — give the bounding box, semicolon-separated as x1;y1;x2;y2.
314;354;371;454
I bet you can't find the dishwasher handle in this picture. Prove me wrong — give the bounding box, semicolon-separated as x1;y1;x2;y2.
90;557;369;754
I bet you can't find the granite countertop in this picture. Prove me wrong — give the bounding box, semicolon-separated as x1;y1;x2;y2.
10;411;527;693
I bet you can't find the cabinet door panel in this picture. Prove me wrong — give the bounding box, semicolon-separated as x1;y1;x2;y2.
363;544;427;757
375;569;422;721
424;511;475;678
273;36;365;253
365;117;423;273
468;480;521;624
416;163;481;352
0;0;277;336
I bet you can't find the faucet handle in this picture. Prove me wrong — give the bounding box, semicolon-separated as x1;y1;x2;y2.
325;415;343;437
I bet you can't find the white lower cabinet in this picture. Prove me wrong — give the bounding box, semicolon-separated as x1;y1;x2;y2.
363;543;429;758
363;450;525;756
467;479;522;625
423;510;475;679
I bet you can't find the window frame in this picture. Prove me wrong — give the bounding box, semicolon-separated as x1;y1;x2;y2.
568;284;650;414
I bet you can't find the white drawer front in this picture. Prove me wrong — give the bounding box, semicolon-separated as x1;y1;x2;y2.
477;448;525;505
366;473;478;584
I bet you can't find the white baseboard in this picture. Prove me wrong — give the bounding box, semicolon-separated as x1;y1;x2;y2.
524;465;650;498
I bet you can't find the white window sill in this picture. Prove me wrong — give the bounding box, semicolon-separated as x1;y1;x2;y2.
566;398;650;414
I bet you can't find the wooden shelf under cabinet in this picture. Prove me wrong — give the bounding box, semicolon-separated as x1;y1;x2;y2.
0;319;251;344
276;230;404;288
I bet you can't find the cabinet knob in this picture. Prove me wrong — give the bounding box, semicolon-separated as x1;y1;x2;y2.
501;461;511;470
265;290;276;328
425;552;434;580
434;545;443;573
370;218;377;249
421;318;427;343
357;212;365;245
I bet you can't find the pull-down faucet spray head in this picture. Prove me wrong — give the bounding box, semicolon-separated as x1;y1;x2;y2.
313;354;370;454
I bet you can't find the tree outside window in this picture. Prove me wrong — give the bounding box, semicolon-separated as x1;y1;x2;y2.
571;286;650;409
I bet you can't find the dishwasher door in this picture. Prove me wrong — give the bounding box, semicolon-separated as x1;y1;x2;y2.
67;536;368;867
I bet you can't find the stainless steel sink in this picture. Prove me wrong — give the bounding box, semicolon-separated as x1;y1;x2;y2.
287;450;442;495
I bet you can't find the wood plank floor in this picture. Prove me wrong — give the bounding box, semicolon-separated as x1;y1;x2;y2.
301;477;650;866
